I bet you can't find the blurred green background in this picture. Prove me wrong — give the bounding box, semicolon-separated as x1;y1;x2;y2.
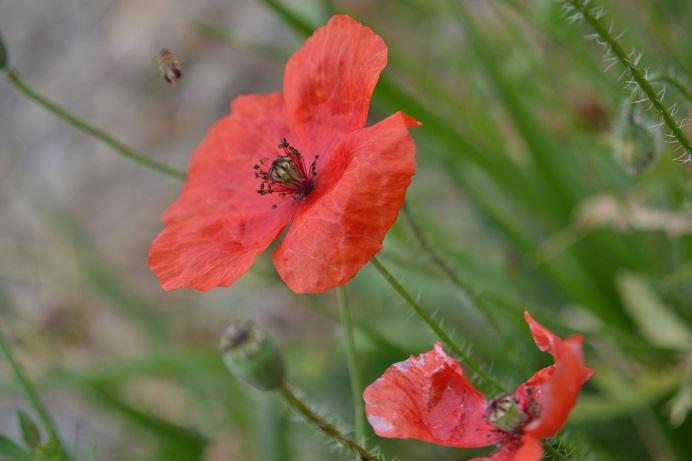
1;0;691;460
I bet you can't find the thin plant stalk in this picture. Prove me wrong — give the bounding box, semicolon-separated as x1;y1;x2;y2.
337;286;367;448
279;383;379;461
0;327;68;460
370;256;507;394
4;70;187;180
402;203;509;333
566;0;692;153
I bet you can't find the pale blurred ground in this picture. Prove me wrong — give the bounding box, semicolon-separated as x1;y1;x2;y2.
0;1;336;458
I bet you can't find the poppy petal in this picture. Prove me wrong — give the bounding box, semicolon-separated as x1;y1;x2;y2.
363;343;504;448
162;92;295;225
273;112;417;293
283;15;387;165
149;209;293;291
149;93;298;290
521;312;594;439
512;436;543;461
468;439;524;461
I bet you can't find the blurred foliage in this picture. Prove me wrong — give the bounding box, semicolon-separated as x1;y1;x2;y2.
1;0;691;460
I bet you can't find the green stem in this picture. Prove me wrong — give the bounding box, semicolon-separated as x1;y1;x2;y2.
567;0;692;153
370;256;507;394
4;70;187;180
337;286;367;448
0;328;68;460
279;383;380;461
402;204;510;332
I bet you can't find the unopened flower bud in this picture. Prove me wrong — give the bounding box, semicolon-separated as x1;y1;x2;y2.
613;97;662;175
220;320;285;391
486;395;528;433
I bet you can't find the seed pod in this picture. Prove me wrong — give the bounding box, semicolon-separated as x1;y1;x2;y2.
220;320;285;391
485;395;528;433
158;49;182;84
612;96;662;175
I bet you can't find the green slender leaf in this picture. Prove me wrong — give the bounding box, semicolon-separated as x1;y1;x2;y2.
259;0;313;36
0;434;31;461
0;31;7;70
83;446;96;461
571;369;683;423
88;384;207;460
617;273;692;350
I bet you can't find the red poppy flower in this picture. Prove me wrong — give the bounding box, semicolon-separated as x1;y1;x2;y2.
148;15;419;293
363;311;594;461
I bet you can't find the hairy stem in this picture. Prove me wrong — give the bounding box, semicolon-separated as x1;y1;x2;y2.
5;70;187;180
0;328;68;460
567;0;691;153
402;203;510;332
337;286;367;449
370;256;506;394
279;383;379;461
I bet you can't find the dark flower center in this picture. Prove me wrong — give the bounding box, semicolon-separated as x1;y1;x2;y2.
254;138;318;208
486;395;528;433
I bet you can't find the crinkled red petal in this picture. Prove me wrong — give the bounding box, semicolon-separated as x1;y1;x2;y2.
511;436;543;461
521;311;595;439
467;438;521;461
162;93;295;225
148;210;292;291
273;112;417;293
283;15;388;167
149;93;298;290
363;343;505;448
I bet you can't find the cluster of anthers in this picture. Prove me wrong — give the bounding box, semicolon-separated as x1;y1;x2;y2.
254;138;318;208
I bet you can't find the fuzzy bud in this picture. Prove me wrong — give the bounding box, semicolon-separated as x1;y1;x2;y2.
220;320;285;391
613;97;662;175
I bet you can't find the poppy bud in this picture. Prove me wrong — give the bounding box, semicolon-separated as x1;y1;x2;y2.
612;97;662;175
220;320;285;391
0;32;7;70
486;395;528;433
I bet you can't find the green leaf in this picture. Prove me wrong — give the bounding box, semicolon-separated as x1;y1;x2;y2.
88;384;207;460
617;273;692;350
0;434;31;461
83;446;96;461
0;31;7;70
17;412;41;450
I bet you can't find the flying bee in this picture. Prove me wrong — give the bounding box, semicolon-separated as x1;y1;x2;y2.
158;49;182;84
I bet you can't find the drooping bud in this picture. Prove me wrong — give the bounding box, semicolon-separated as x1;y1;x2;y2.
0;32;8;70
486;395;528;433
220;320;285;391
612;96;662;175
